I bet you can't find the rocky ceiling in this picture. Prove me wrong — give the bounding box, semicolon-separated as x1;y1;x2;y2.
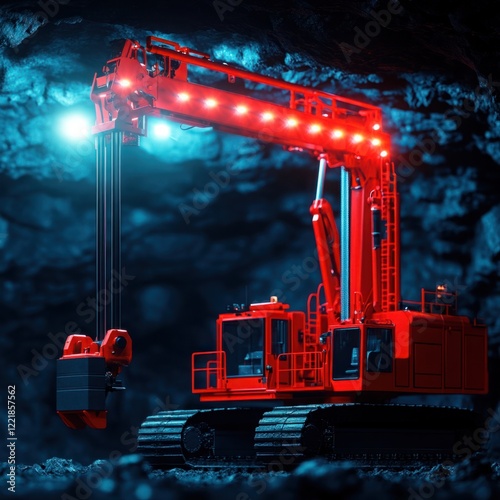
1;0;499;466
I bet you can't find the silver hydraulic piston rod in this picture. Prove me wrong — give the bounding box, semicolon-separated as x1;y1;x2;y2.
340;166;351;322
95;131;123;341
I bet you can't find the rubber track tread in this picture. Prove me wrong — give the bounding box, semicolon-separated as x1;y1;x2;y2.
138;404;483;469
137;409;198;468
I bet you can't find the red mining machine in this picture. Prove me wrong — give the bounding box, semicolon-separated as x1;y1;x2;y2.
56;37;488;466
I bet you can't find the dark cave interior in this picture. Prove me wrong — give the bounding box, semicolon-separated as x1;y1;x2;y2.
1;0;500;498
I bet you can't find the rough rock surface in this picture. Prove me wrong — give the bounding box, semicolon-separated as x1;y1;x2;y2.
0;0;499;495
2;453;500;500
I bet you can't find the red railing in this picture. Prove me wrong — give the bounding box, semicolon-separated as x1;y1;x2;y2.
276;351;325;390
402;287;457;315
92;37;390;160
192;351;226;393
146;36;383;132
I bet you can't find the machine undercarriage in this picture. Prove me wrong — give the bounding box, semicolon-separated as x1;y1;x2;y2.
137;403;484;469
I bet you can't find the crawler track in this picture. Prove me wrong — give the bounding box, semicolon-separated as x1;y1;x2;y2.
136;409;198;468
137;404;484;469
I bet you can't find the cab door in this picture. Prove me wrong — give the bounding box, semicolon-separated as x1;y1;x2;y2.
269;318;291;387
220;317;266;390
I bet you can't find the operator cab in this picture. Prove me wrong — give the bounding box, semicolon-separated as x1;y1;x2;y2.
192;297;307;398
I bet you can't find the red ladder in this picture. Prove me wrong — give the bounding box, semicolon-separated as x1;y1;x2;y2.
380;161;400;311
302;284;325;385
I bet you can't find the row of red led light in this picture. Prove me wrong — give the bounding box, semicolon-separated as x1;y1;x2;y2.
177;92;388;158
114;78;388;157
